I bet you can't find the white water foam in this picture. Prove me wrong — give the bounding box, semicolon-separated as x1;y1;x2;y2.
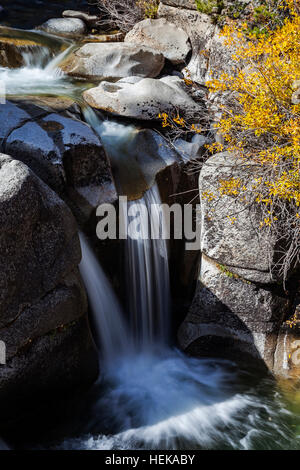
59;348;295;450
0;45;76;96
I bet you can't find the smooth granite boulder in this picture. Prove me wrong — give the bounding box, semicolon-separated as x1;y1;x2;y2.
0;154;98;423
60;42;165;80
83;75;203;120
125;18;191;64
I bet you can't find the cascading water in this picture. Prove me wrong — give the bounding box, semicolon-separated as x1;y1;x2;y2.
1;27;299;451
79;233;130;363
0;41;81;97
83;107;171;346
62;113;299;451
122;185;171;346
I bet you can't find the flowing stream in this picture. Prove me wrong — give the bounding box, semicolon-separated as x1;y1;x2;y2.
0;25;299;451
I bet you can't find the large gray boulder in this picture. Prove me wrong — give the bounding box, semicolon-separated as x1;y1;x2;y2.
38;17;86;38
199;152;279;284
125;18;191;65
158;3;234;84
178;151;297;375
0;154;98;421
0;101;117;219
60;43;165;80
179;256;289;371
83;75;203;120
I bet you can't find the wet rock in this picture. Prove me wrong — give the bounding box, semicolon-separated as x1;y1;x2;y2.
38;17;86;38
83;75;203;120
1;102;117;219
0;100;46;142
0;36;42;68
174;134;208;160
99;122;180;200
0;154;98;422
125;18;191;65
60;42;165;80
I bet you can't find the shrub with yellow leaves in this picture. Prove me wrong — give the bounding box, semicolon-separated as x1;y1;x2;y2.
205;0;300;281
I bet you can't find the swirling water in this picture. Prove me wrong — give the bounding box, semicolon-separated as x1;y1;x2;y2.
63;184;300;451
0;29;299;451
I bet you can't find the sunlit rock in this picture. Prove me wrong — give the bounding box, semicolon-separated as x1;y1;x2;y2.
83;75;203;120
125;18;191;65
38;17;86;38
60;42;165;80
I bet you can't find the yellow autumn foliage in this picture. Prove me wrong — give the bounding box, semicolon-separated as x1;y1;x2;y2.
204;0;300;279
207;0;300;215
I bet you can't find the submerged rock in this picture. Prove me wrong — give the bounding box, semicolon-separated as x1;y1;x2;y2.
125;18;191;64
83;75;203;120
0;154;98;423
38;17;86;38
60;42;165;80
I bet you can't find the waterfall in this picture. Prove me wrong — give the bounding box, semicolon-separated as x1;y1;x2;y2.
2;22;298;453
123;185;171;347
0;42;76;96
79;233;130;363
83;107;171;348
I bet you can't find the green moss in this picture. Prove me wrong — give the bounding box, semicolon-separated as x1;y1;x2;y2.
195;0;223;14
217;264;251;284
218;263;236;278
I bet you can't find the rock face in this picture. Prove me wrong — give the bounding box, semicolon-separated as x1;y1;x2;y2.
160;0;197;8
0;101;117;219
179;256;288;371
60;43;165;80
179;152;295;374
158;3;233;84
199;152;279;284
125;18;191;64
0;154;98;423
38;17;86;38
62;10;99;28
83;75;203;120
